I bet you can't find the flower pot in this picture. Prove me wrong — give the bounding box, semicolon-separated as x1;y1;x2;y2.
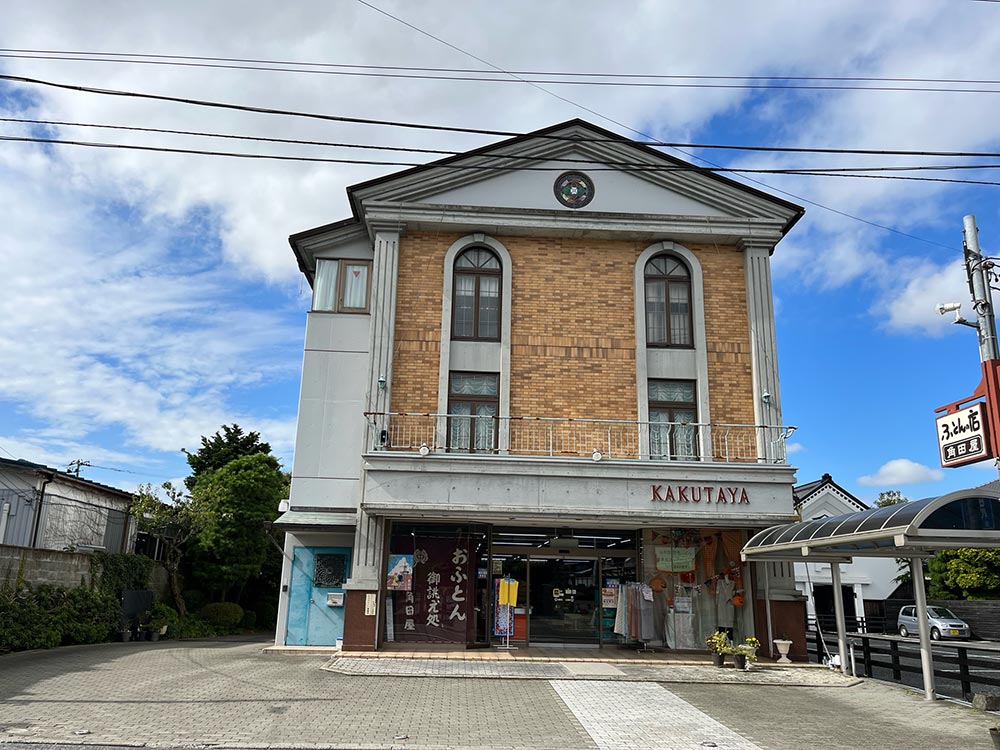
711;652;726;667
119;629;131;642
990;727;1000;750
149;631;160;642
773;639;793;664
733;653;748;670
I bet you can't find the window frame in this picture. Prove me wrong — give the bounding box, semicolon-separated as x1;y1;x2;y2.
644;254;693;349
447;371;500;453
312;258;372;314
648;379;699;459
451;248;502;342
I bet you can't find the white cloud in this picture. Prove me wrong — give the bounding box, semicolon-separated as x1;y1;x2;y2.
3;0;1000;476
785;442;805;454
857;458;944;487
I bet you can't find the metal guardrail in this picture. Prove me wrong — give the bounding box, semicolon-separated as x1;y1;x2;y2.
363;412;796;464
806;626;1000;701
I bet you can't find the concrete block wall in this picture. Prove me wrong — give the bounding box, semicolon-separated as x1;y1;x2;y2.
0;544;93;589
390;232;756;426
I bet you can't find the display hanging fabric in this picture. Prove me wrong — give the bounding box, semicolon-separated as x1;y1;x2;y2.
493;578;514;637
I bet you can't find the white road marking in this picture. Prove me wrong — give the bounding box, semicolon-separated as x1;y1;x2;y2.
551;680;762;750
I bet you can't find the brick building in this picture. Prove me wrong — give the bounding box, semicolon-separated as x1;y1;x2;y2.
274;120;808;652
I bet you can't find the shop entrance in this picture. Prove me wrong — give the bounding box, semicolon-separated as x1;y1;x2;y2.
528;557;598;644
492;538;637;646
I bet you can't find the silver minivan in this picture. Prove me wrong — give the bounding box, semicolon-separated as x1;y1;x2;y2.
897;605;971;640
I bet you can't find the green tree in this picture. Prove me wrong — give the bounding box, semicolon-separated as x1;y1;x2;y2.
876;490;908;508
928;548;1000;600
131;482;212;617
182;424;271;491
190;453;287;601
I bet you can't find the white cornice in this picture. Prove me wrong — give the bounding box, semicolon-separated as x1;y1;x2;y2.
363;451;796;484
350;125;800;228
361;201;787;244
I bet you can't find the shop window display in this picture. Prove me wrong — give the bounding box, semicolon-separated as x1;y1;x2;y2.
642;528;749;648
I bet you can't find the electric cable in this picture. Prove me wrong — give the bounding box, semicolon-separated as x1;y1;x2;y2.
8;132;1000;184
6;50;1000;94
9;116;1000;162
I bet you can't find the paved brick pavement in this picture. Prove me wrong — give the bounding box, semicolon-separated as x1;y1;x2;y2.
670;681;1000;750
326;657;859;686
1;638;998;750
0;639;591;750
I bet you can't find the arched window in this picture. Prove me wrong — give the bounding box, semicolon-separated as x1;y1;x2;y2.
452;247;501;341
644;254;692;347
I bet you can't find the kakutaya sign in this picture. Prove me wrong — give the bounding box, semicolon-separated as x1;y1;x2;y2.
650;484;750;504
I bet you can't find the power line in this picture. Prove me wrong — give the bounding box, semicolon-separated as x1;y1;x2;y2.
7;133;1000;185
0;73;958;251
6;50;1000;95
350;0;958;252
5;47;1000;90
11;116;1000;169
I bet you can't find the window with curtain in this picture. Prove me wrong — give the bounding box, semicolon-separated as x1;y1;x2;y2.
644;255;692;347
311;259;370;312
448;372;499;453
649;379;698;460
313;259;339;311
452;247;501;340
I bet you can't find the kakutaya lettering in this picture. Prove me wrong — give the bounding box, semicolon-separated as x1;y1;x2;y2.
650;484;750;504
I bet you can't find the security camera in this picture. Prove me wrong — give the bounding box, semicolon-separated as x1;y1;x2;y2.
936;302;962;316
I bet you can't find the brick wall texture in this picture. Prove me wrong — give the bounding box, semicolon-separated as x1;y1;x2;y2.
390;232;754;427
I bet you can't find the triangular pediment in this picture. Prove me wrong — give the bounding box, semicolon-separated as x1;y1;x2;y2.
348;120;802;229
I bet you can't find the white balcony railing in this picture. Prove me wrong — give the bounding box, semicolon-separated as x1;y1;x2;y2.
363;412;797;464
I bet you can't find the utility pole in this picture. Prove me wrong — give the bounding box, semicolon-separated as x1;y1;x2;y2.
66;459;90;477
963;215;1000;362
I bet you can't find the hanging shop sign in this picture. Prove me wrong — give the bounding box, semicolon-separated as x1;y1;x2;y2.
650;484;750;504
936;402;991;468
391;537;472;642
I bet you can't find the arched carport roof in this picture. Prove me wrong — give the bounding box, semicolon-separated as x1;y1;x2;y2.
742;487;1000;562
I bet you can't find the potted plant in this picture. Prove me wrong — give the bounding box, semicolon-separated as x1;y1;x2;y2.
773;634;793;663
733;638;759;671
148;603;177;640
706;630;731;667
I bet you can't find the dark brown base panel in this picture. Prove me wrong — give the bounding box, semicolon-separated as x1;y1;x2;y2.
754;598;809;661
342;589;378;651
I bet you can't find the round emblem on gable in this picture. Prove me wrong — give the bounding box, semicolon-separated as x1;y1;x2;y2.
553;171;594;209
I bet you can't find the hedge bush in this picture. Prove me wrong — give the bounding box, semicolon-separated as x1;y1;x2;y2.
0;583;120;653
172;614;221;639
200;602;244;630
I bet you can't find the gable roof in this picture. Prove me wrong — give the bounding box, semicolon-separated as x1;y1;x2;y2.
0;456;132;500
289;118;805;277
793;473;868;513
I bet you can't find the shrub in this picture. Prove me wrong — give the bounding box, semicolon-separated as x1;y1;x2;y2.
255;602;277;627
172;614;221;639
0;583;119;652
240;610;257;629
200;602;244;630
149;602;179;633
91;553;153;599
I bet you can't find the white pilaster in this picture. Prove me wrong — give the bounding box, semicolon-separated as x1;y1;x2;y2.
741;238;783;460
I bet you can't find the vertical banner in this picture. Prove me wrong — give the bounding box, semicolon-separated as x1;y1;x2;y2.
392;536;472;642
493;578;513;637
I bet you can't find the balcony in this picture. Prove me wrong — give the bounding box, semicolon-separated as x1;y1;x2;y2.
364;412;796;464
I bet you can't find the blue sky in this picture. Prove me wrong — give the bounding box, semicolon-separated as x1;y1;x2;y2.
2;0;1000;503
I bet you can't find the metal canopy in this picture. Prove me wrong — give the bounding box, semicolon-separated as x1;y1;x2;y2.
742;487;1000;562
741;486;1000;701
